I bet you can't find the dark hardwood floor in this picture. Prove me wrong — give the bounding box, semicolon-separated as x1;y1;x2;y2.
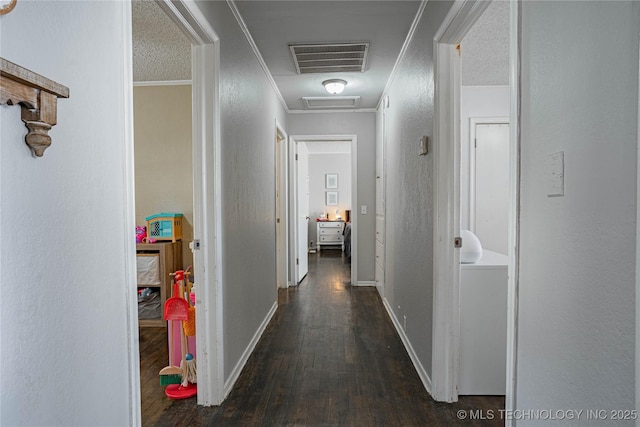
140;250;504;426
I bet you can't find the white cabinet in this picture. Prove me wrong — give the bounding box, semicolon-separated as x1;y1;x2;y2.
459;250;508;395
316;221;344;251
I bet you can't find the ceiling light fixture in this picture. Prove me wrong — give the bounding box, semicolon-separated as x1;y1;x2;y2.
322;79;347;95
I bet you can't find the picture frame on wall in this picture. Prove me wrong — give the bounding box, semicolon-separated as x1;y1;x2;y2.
325;173;338;189
326;191;338;206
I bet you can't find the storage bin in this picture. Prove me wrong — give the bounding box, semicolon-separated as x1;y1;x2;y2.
145;213;183;242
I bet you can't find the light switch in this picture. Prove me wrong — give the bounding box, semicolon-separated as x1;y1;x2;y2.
361;205;367;215
547;151;564;197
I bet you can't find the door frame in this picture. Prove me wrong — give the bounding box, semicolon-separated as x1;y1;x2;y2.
140;0;225;406
289;134;358;287
275;120;289;289
293;139;310;284
432;0;520;407
468;117;509;234
636;8;640;416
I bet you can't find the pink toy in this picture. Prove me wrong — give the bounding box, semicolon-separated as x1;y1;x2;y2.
135;226;146;243
135;226;156;243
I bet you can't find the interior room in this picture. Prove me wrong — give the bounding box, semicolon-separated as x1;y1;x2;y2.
305;141;352;257
456;0;510;398
131;0;198;406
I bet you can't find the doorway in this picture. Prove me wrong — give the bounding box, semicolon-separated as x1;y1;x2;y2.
295;141;310;283
275;122;289;288
129;0;224;409
290;135;358;288
432;0;517;406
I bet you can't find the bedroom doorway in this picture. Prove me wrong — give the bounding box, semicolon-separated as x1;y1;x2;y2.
290;135;357;287
129;0;224;411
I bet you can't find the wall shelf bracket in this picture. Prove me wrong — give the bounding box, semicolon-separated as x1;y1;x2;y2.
1;57;69;157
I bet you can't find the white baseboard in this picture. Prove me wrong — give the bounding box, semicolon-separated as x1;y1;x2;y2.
376;281;383;295
223;301;278;397
382;297;433;395
355;280;376;287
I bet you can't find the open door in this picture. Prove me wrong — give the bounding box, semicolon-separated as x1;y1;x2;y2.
275;124;288;288
296;141;310;283
156;0;224;406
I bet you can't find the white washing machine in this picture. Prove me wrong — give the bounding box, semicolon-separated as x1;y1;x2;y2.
459;249;508;395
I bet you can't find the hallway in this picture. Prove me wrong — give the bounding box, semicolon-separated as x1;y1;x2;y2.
140;251;504;426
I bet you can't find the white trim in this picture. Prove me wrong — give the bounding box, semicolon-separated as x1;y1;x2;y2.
157;0;218;45
382;298;432;393
376;0;428;111
432;40;461;404
275;120;289;289
289;134;358;288
432;0;492;404
434;0;490;43
224;301;278;397
288;136;299;287
121;2;140;425
505;0;520;421
355;281;376;287
133;80;192;86
226;0;289;113
636;2;640;420
157;0;225;406
468;117;509;233
191;42;225;407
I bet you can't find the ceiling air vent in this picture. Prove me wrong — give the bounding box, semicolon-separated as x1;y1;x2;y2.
289;42;369;74
302;96;361;110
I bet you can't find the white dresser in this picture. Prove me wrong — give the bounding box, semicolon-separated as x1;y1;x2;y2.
316;221;344;251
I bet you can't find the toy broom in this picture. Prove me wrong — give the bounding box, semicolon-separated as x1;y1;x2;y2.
159;272;188;385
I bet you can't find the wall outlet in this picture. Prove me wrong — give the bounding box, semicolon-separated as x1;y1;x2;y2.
361;205;367;215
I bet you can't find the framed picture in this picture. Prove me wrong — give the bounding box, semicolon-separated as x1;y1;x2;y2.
326;191;338;206
325;173;338;189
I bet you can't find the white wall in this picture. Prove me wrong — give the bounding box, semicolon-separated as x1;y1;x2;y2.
378;0;454;381
288;112;376;282
194;1;288;382
517;1;638;422
308;153;352;247
460;86;509;229
0;1;136;425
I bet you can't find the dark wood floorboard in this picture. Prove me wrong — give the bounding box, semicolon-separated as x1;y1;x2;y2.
140;250;504;426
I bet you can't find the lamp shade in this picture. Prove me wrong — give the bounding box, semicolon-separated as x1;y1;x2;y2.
323;79;346;95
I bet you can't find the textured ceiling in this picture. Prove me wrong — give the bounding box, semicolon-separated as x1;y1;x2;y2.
461;0;510;86
132;0;191;82
234;1;421;111
132;0;509;102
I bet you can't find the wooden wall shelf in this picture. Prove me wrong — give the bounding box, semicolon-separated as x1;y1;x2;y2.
0;57;69;157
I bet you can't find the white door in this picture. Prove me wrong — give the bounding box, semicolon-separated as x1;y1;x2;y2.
275;128;287;288
472;122;510;255
296;142;310;282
